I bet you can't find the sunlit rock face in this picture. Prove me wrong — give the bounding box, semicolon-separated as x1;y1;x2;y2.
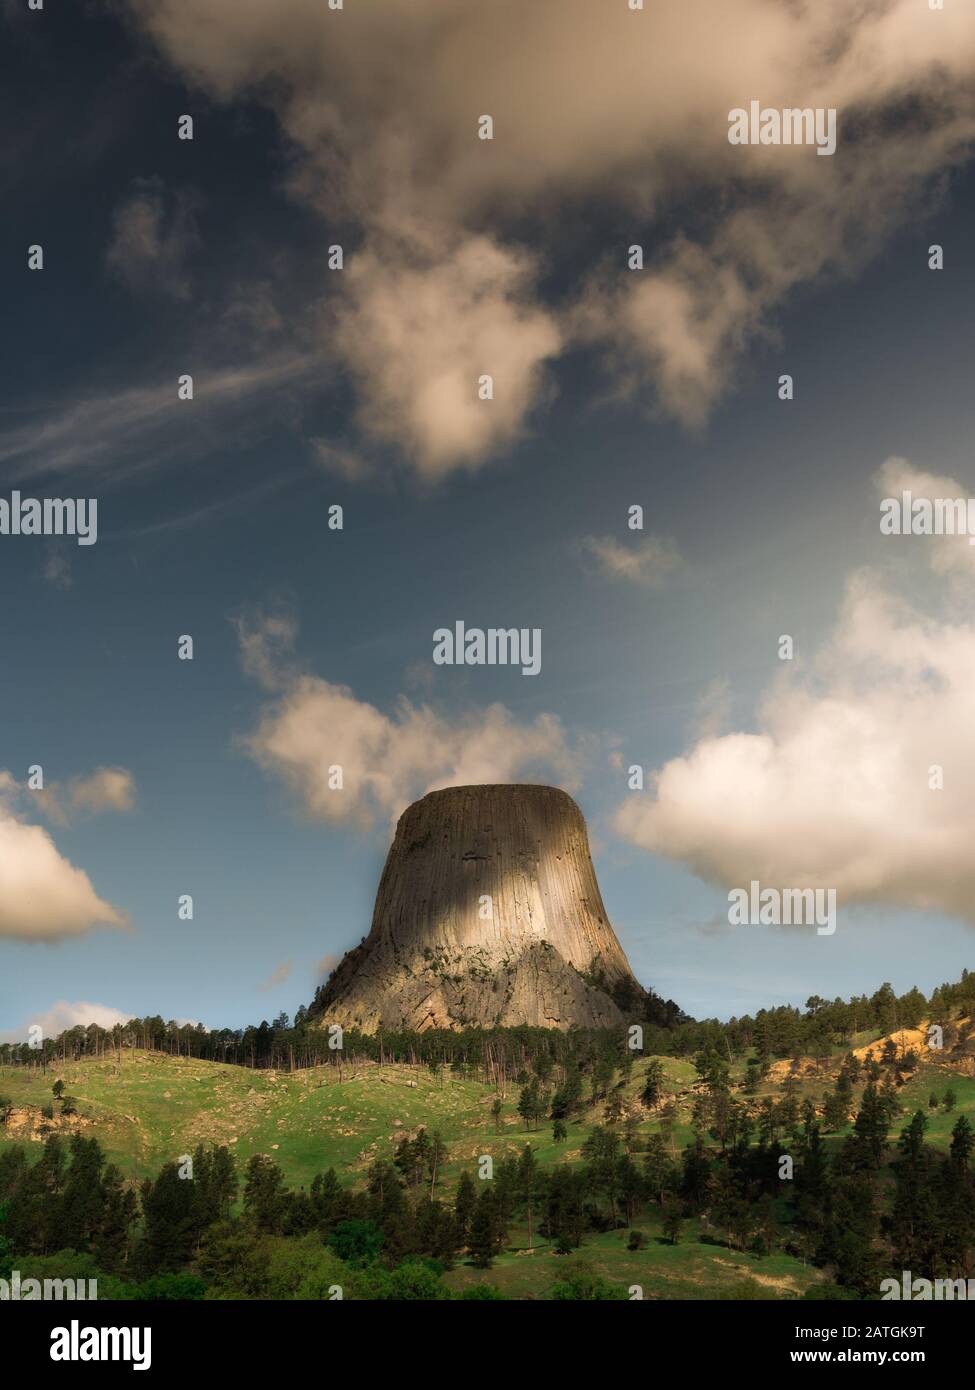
317;784;641;1032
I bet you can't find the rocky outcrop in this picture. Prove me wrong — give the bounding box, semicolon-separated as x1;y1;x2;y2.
2;1106;91;1141
316;784;642;1032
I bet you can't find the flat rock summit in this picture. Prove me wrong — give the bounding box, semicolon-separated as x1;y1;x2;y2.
315;783;643;1032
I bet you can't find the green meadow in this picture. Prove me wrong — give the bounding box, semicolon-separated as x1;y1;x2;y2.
2;1037;971;1299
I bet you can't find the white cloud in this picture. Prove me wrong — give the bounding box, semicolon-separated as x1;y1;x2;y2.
33;766;137;825
235;609;300;692
238;610;583;828
246;678;581;830
122;0;975;466
876;456;975;578
0;1001;133;1045
614;474;975;922
581;534;681;587
331;235;561;477
69;767;137;815
0;774;128;941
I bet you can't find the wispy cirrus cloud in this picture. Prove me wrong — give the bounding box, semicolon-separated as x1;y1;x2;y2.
258;960;293;991
0;356;316;483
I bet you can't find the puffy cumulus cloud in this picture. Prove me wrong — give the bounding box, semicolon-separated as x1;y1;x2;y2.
246;677;580;829
332;236;561;477
122;0;975;464
0;1001;133;1045
574;240;764;428
68;767;137;815
105;178;199;299
581;533;681;587
614;540;975;922
238;611;582;828
0;782;127;941
876;457;975;578
33;766;137;825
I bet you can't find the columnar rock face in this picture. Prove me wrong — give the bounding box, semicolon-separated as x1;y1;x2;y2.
317;784;642;1032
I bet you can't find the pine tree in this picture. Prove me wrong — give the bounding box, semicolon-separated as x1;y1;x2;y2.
517;1081;541;1131
59;1135;106;1252
661;1199;684;1245
454;1169;476;1239
679;1138;710;1210
92;1164;137;1273
852;1082;889;1164
468;1187;498;1268
642;1134;673;1205
949;1114;973;1169
640;1059;665;1109
242;1153;286;1234
795;1124;831;1246
822;1087;849;1132
518;1146;541;1250
891;1111;939;1273
427;1131;448;1192
410;1128;432;1185
139;1161;199;1272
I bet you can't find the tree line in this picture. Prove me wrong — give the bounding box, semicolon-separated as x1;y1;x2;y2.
2;970;972;1078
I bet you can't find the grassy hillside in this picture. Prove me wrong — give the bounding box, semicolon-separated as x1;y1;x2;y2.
0;1051;708;1186
1;1051;493;1188
2;1029;972;1300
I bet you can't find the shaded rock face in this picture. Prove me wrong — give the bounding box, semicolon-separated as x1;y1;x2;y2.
317;784;641;1032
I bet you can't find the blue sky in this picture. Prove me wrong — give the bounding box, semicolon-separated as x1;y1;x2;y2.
2;0;975;1037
